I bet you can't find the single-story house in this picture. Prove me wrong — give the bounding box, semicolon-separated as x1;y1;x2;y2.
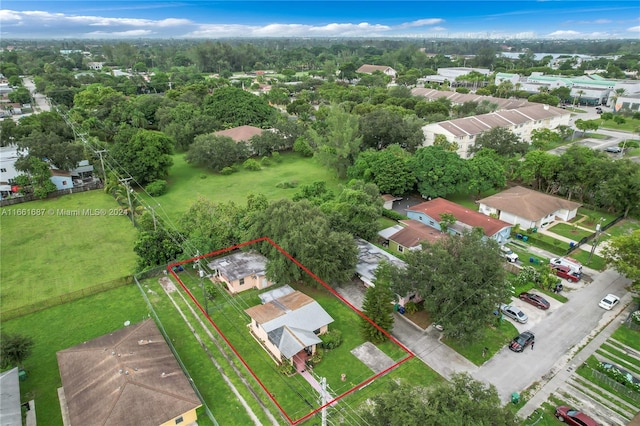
56;319;202;426
356;64;397;78
378;219;447;254
208;251;273;294
214;125;263;143
406;198;512;244
354;238;406;288
245;285;333;363
478;186;582;230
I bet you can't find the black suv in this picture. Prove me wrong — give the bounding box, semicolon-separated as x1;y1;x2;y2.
509;331;535;352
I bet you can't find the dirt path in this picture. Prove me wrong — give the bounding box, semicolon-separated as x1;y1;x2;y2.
158;277;280;426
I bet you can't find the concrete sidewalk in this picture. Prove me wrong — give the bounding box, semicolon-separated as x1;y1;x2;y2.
517;292;636;418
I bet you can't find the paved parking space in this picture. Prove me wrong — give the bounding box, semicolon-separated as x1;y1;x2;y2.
505;291;562;331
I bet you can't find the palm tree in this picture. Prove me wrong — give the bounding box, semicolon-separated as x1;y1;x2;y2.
610;88;626;111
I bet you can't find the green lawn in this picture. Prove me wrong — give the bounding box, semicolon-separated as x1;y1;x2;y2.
139;152;344;222
611;324;640;350
169;269;432;423
547;223;592;242
600;117;640;133
0;191;137;313
443;319;519;365
0;284;151;425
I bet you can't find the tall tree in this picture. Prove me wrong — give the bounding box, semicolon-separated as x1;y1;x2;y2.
599;159;640;218
358;109;424;152
347;145;416;196
360;262;396;343
110;129;174;186
602;230;640;291
321;179;383;241
466;148;506;195
203;86;276;128
396;230;510;341
308;104;362;178
244;199;357;287
410;146;469;198
362;373;516;426
471;127;528;157
185;134;248;172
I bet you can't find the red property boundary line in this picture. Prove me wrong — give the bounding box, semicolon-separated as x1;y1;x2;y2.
168;237;414;425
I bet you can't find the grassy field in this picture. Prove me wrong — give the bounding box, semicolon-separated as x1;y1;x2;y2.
0;191;137;313
547;222;592;241
599;116;640;133
0;284;150;425
138;152;344;222
144;268;442;425
443;319;519;365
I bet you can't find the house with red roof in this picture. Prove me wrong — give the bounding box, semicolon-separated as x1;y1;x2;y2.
406;198;512;244
214;125;264;143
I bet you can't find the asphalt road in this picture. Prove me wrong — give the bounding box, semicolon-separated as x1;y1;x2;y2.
22;77;51;113
473;268;630;402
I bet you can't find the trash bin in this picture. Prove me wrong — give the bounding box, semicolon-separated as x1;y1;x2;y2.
570;242;575;248
529;257;535;263
522;235;529;242
18;370;27;381
532;227;538;233
398;306;406;314
516;233;523;240
511;392;520;404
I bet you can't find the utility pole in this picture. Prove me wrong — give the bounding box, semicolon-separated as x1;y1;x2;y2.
197;251;208;315
119;177;134;226
95;150;107;184
589;221;603;264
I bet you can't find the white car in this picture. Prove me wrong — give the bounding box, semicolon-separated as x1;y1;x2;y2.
599;294;620;310
500;246;519;263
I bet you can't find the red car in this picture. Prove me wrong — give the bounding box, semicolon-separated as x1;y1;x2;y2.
550;264;581;283
555;406;600;426
518;292;550;310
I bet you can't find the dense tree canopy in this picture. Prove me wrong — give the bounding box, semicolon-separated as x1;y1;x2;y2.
603;230;640;291
203;86;276;128
244;199;358;287
472;127;529;157
361;262;396;343
185;134;248;172
348;144;416;196
110;129;174;186
410;146;470;198
362;373;516;426
394;230;510;341
358;109;424;152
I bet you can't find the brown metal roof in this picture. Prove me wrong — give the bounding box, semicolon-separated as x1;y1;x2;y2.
245;291;315;324
214;125;263;142
56;319;201;426
390;220;448;247
478;186;581;221
407;198;511;237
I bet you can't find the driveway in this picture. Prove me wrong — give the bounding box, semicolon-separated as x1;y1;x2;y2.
474;268;630;403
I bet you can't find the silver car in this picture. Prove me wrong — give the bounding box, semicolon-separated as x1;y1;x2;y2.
500;304;528;323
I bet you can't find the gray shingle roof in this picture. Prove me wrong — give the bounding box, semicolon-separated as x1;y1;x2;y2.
208;251;267;282
478;186;581;221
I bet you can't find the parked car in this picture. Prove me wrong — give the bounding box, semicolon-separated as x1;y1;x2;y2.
500;245;519;262
598;294;620;310
595;106;603;114
518;292;550;310
509;331;535;352
555;406;600;426
605;146;622;153
550;264;581;283
500;304;528;323
550;257;582;274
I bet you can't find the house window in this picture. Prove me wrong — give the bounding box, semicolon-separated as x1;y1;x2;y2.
398;246;404;253
175;416;184;424
0;168;6;173
313;328;321;335
239;278;245;286
429;220;434;226
62;181;67;186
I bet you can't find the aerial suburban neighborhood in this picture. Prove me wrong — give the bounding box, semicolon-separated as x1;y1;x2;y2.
1;1;640;426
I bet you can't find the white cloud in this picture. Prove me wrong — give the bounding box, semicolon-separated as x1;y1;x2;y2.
85;29;155;37
628;25;640;32
396;19;444;29
547;30;582;37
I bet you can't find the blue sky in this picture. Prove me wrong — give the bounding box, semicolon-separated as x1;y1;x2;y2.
1;1;639;39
